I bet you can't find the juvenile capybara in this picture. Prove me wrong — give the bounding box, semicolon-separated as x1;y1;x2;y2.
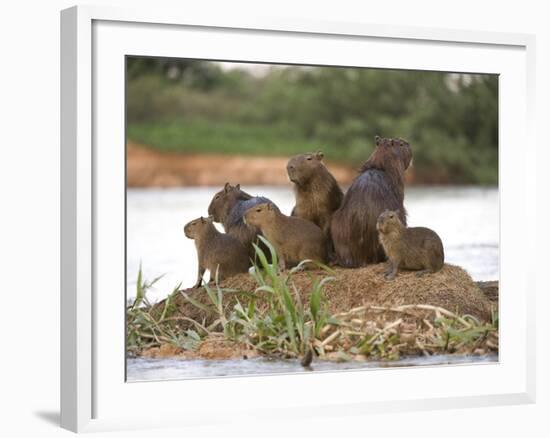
376;210;444;280
244;203;327;270
287;151;343;255
331;136;412;267
207;183;279;261
184;216;249;288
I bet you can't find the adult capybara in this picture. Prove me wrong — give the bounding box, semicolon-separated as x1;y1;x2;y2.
331;136;412;267
184;216;249;288
376;210;444;280
287;151;343;254
244;203;327;270
207;183;279;261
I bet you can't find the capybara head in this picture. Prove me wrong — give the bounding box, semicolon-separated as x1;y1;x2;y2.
376;210;404;234
287;152;325;185
184;216;211;239
207;183;243;223
370;136;413;171
244;203;276;228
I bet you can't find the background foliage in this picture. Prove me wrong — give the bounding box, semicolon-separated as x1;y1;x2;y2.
127;57;498;184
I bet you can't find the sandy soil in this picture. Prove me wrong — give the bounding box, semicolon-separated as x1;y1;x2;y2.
141;335;259;360
127;141;365;187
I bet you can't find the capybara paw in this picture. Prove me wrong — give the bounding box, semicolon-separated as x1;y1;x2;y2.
384;273;396;281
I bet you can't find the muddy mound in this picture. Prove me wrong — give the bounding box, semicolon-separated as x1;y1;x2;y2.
160;263;493;326
142;334;259;360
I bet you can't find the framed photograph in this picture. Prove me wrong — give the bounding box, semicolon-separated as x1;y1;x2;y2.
61;5;536;432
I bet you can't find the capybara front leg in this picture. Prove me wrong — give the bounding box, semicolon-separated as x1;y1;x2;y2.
384;260;398;281
193;265;205;288
278;256;286;272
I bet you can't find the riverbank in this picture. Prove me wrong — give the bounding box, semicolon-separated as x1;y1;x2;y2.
126;141;417;187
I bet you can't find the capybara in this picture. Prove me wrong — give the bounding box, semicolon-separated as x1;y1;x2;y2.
287;151;343;255
331;136;412;267
207;183;279;261
243;203;327;270
184;216;249;288
376;210;444;280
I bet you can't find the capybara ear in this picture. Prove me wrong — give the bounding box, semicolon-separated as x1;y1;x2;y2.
224;182;231;193
267;203;273;211
200;216;205;223
375;135;381;146
236;184;241;190
315;151;324;161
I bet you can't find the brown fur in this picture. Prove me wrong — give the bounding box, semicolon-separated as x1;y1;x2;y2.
331;136;412;267
184;216;249;288
243;203;327;270
287;151;344;255
207;183;278;262
377;210;444;280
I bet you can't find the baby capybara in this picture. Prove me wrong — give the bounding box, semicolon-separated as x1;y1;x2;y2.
244;203;327;270
207;183;279;261
376;210;444;280
331;136;412;267
287;151;343;255
184;216;249;288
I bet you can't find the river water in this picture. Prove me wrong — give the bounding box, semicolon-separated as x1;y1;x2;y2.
127;185;498;302
126;185;499;380
127;354;498;382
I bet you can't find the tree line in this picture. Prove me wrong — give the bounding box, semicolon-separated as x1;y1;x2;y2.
127;57;498;185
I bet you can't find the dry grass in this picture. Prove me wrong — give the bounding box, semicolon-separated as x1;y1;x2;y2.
156;263;493;330
315;302;498;361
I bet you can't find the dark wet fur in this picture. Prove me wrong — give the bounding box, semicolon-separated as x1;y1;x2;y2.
227;196;275;229
331;137;411;267
226;196;279;262
206;185;278;263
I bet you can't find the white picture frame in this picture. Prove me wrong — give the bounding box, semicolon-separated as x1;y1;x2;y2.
60;4;536;433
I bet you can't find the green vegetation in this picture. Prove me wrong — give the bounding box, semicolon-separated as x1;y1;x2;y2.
127;239;498;361
127;57;498;184
127;120;325;159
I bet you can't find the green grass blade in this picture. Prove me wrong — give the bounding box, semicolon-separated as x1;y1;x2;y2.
180;291;212;314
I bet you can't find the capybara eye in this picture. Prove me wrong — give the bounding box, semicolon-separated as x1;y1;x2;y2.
256;208;261;212
307;156;312;160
